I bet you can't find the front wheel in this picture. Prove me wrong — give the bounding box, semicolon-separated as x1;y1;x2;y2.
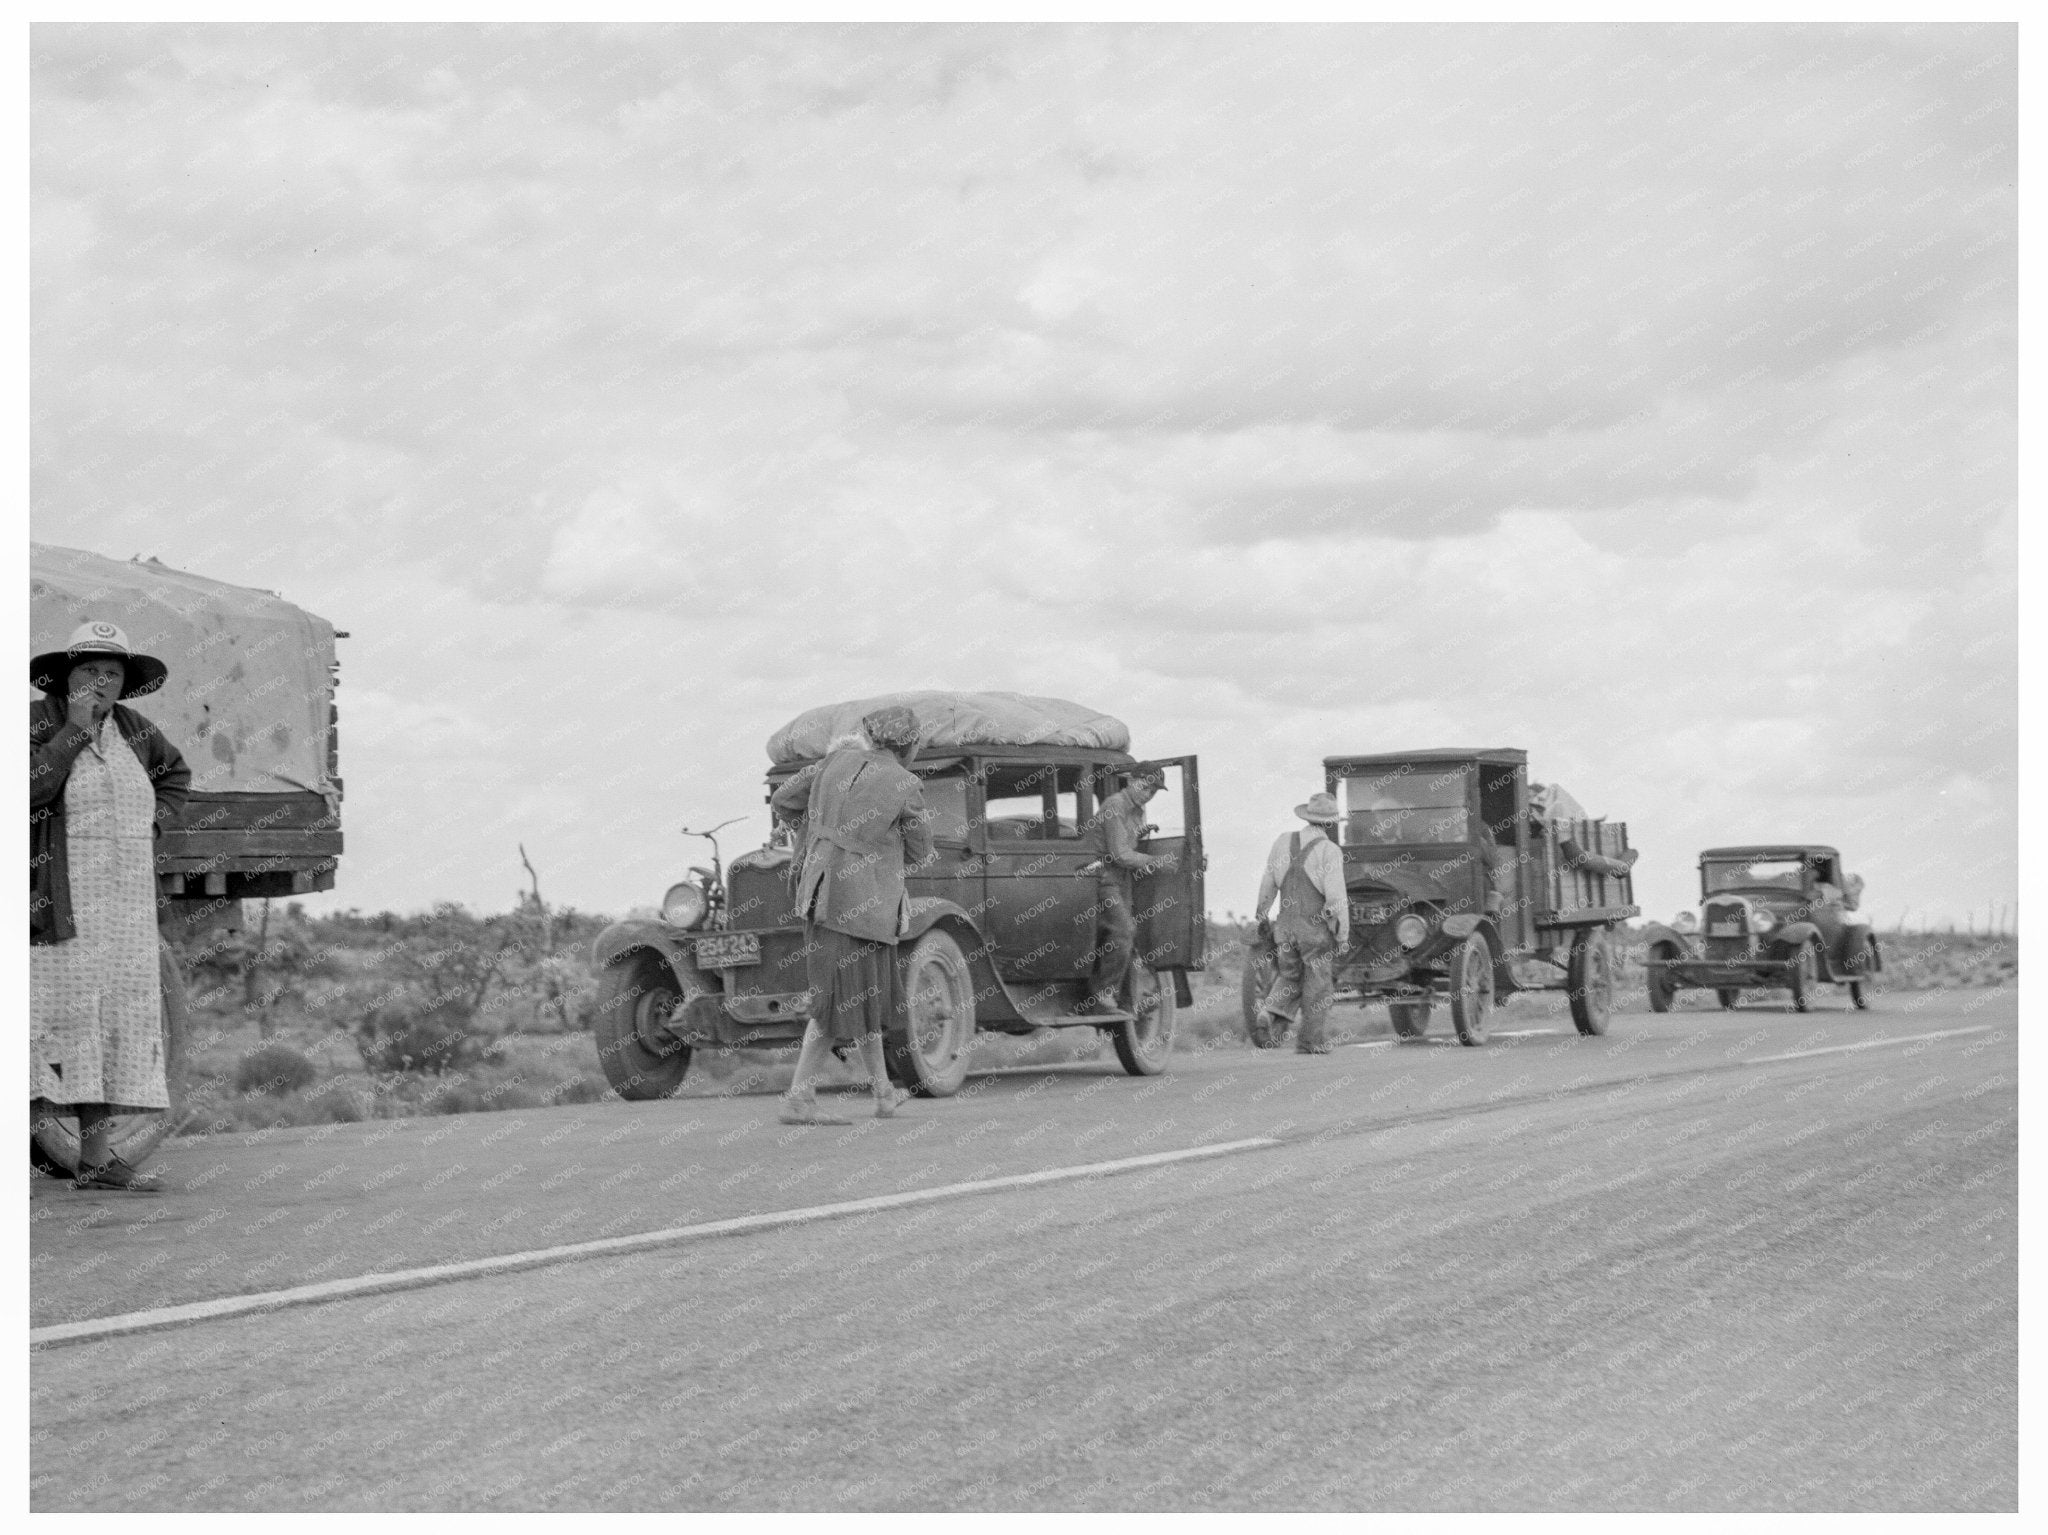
1848;935;1878;1011
1448;934;1495;1046
33;938;190;1178
1113;968;1176;1076
1789;941;1817;1013
593;949;692;1100
1388;1002;1432;1040
887;929;975;1096
1568;928;1614;1037
1646;945;1678;1014
1241;941;1282;1048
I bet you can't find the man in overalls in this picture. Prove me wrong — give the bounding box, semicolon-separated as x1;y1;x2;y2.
1250;791;1350;1054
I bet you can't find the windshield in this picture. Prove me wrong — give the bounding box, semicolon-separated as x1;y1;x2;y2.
1339;766;1472;846
1703;859;1806;894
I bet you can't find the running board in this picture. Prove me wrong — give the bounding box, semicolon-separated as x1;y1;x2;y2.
1033;1011;1134;1027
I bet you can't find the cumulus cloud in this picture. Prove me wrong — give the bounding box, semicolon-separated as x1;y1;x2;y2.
28;23;2014;927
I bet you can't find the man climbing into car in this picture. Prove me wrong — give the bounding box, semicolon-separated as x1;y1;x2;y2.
1078;762;1173;1016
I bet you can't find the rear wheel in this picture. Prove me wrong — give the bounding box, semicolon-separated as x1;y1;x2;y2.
1387;1002;1432;1040
1241;941;1282;1048
1448;934;1494;1046
1646;944;1678;1014
1789;941;1817;1013
1568;928;1614;1037
887;929;975;1096
1717;988;1741;1011
32;939;190;1177
1113;968;1176;1076
593;949;692;1100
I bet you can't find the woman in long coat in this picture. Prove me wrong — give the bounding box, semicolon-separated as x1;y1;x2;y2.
769;705;933;1124
30;621;190;1191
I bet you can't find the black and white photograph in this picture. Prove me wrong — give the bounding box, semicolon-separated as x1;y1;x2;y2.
23;19;2018;1513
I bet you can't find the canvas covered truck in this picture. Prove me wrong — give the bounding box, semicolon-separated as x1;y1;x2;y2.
30;542;344;1176
1243;748;1638;1046
591;691;1206;1100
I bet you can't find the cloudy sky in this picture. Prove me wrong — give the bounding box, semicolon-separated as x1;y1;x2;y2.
30;23;2016;931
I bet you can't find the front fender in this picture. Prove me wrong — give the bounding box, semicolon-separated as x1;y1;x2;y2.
1770;921;1823;967
1640;923;1697;960
902;895;985;945
591;918;717;994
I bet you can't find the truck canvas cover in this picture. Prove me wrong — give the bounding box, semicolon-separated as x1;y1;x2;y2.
30;542;338;799
768;690;1130;764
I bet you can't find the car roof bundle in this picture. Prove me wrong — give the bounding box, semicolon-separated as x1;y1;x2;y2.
768;690;1130;764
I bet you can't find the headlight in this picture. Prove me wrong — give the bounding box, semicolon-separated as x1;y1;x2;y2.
1747;908;1776;934
661;882;709;929
1395;913;1430;950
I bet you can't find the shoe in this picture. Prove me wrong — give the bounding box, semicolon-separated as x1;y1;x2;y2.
1294;1043;1331;1056
778;1097;853;1127
73;1155;165;1193
1076;992;1121;1017
874;1087;913;1119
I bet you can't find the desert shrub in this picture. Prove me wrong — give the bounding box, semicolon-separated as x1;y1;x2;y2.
550;1072;611;1106
234;1041;319;1096
355;997;504;1076
308;1079;373;1123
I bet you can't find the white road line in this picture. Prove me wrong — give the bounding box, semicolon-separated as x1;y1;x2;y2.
31;1137;1280;1350
1743;1025;1995;1065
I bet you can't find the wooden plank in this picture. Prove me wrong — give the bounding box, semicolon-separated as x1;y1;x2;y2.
176;793;338;831
157;830;343;859
1534;906;1640;928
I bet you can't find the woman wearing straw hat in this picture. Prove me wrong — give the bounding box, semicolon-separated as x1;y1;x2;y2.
30;620;190;1191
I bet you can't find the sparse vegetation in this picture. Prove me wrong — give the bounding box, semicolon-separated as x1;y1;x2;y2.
162;906;2015;1138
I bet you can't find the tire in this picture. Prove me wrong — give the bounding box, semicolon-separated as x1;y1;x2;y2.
1448;933;1495;1046
886;929;975;1097
1646;944;1678;1014
1113;968;1176;1076
1789;941;1817;1014
1241;943;1282;1048
32;939;190;1178
593;949;691;1100
1849;936;1878;1011
1568;927;1614;1037
1717;989;1741;1011
1387;1002;1432;1040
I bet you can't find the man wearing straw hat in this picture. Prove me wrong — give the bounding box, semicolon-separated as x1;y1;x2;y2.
1249;790;1350;1055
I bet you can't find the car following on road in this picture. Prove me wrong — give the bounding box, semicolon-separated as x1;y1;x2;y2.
592;692;1206;1100
1642;845;1879;1013
1244;748;1638;1046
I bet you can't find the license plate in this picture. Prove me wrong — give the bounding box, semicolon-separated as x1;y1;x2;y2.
1709;923;1743;938
1351;902;1396;926
696;932;761;969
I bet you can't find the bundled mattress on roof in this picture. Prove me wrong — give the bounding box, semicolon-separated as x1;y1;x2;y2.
31;542;338;798
768;691;1130;764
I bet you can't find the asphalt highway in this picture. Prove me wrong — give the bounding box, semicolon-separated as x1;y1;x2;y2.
29;988;2017;1511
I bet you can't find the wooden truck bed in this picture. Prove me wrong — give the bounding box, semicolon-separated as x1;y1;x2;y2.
1531;816;1637;930
157;791;342;901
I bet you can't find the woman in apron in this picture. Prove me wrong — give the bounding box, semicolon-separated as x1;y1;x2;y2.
30;621;190;1192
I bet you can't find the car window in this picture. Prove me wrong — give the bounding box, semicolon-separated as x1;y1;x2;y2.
1339;766;1472;846
917;774;970;841
980;763;1084;841
1703;859;1805;893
